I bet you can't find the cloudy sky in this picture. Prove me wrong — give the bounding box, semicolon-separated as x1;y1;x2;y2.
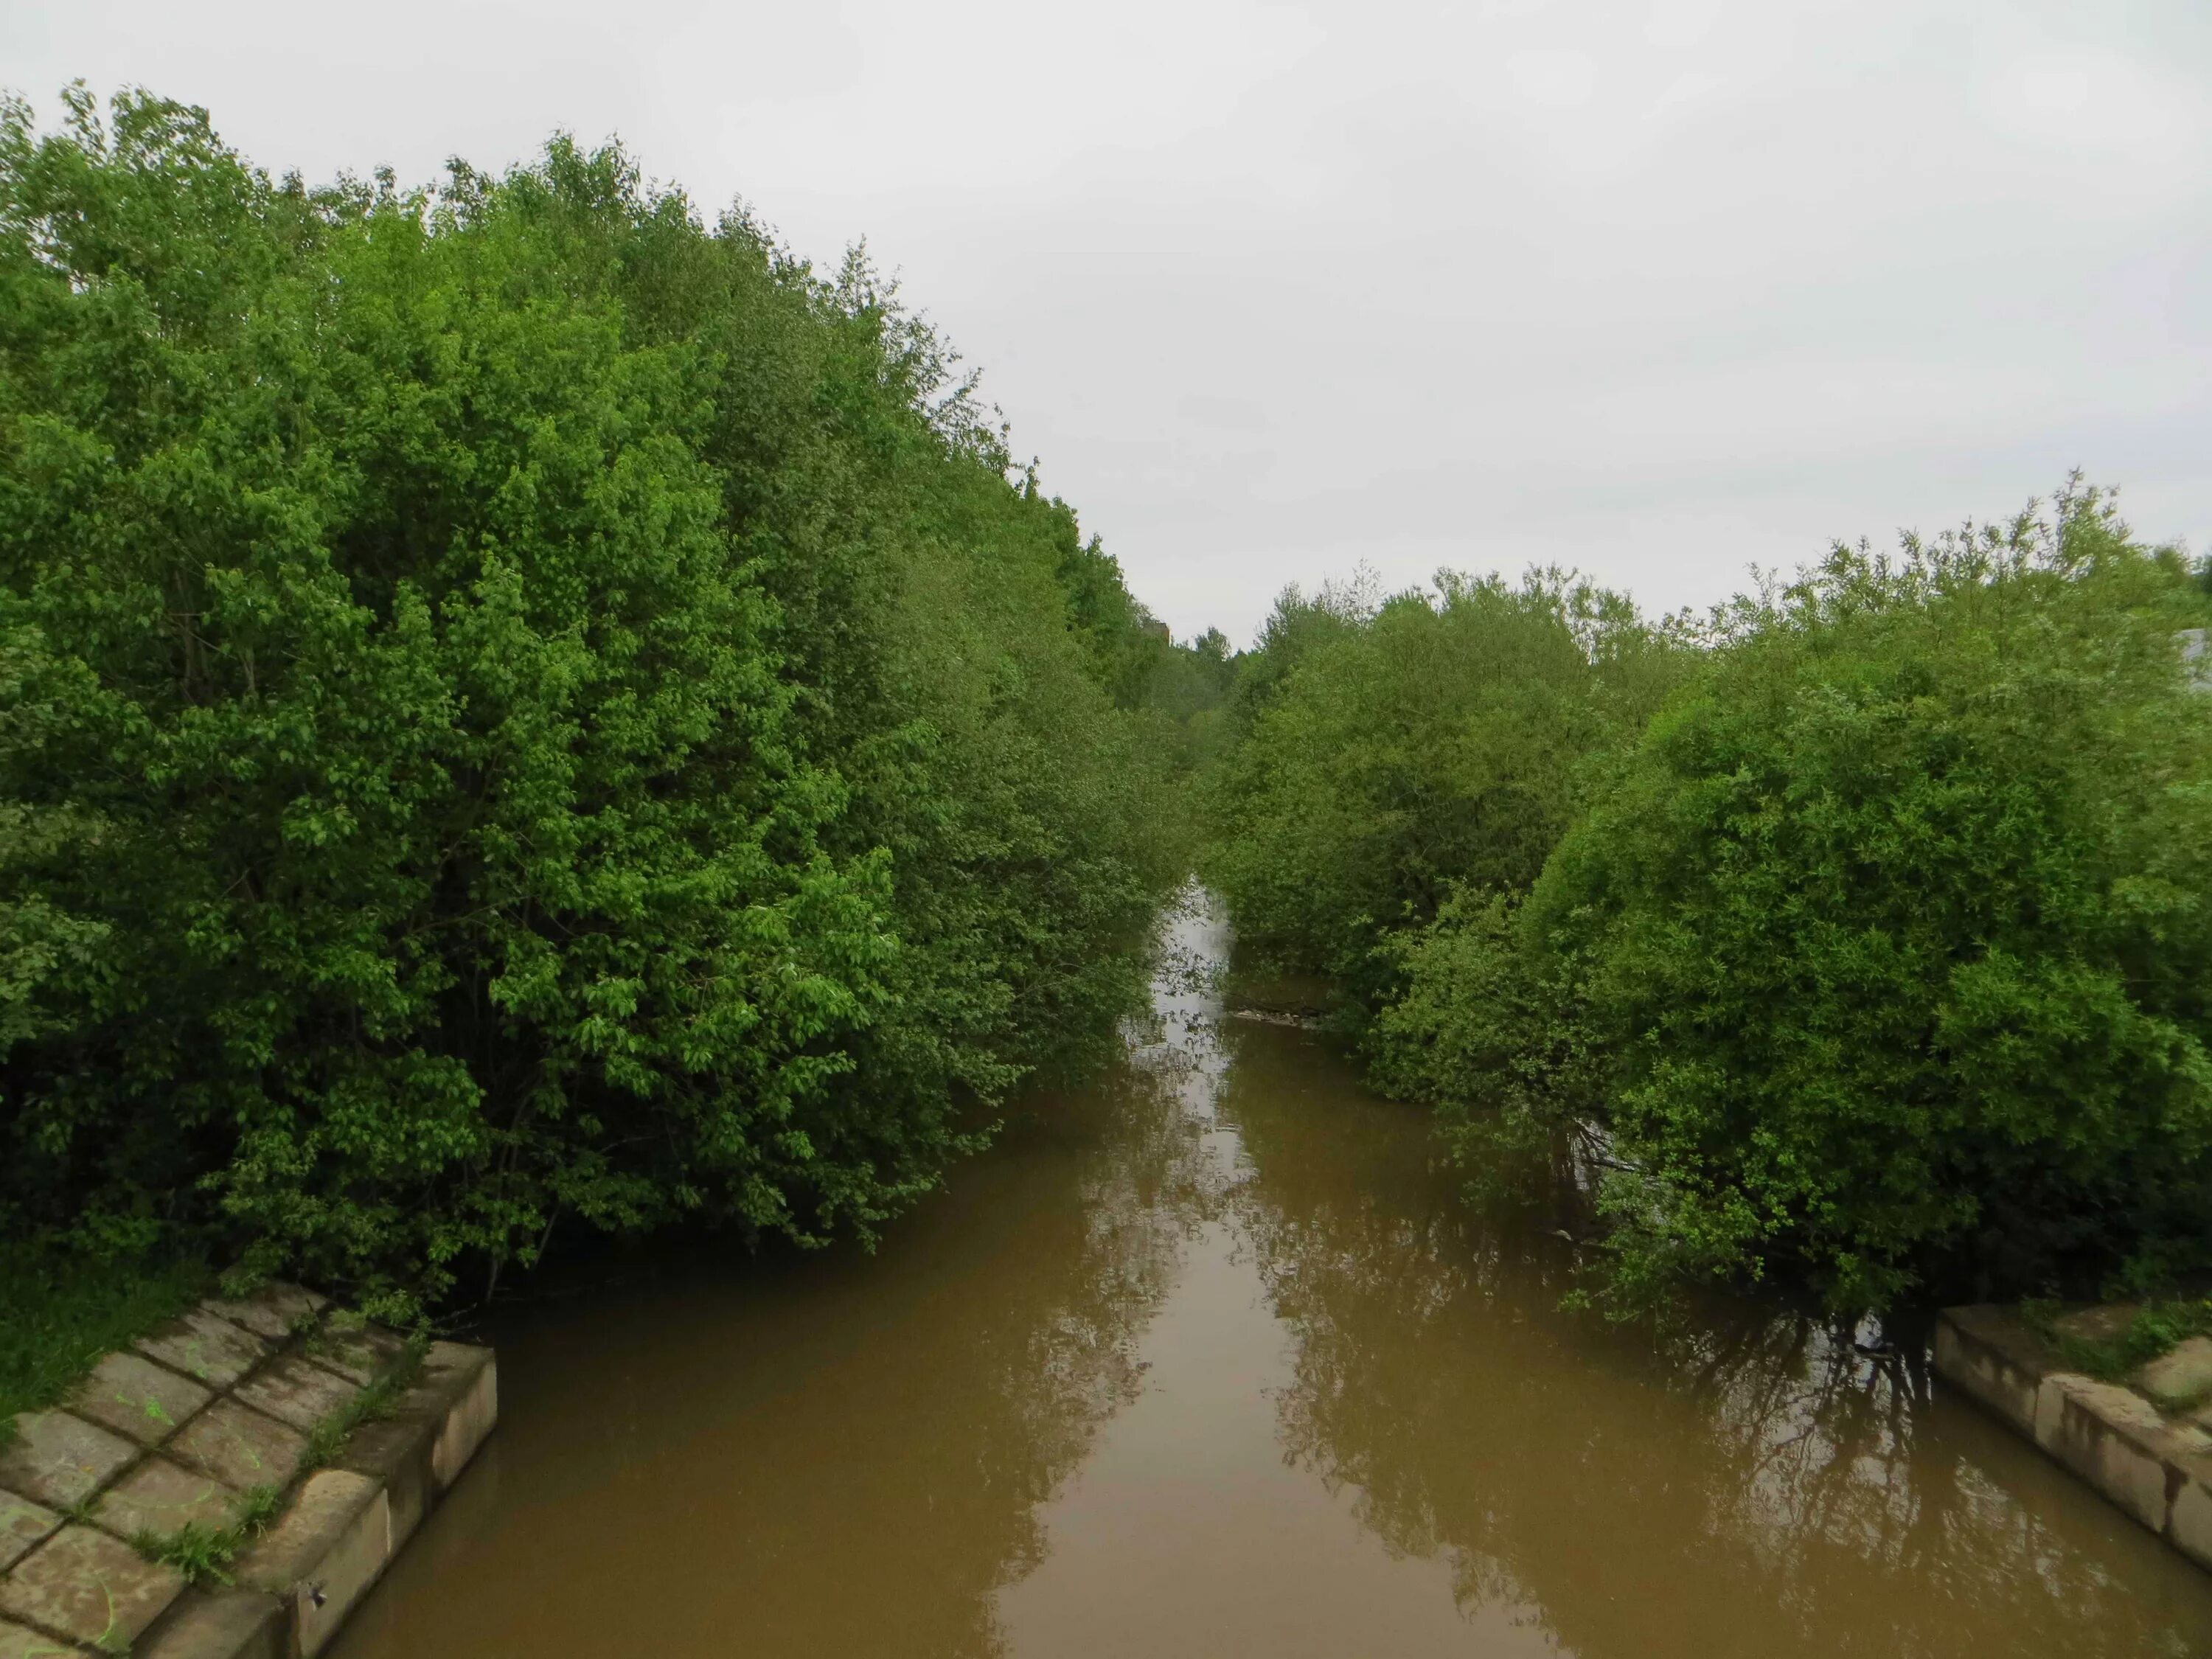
8;0;2210;641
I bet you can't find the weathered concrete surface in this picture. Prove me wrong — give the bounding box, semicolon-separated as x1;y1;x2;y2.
1931;1303;2055;1438
0;1523;184;1648
204;1285;327;1346
2140;1335;2212;1412
138;1589;287;1659
428;1344;497;1492
0;1495;58;1577
1938;1304;2212;1573
136;1310;271;1392
336;1343;497;1545
303;1326;409;1390
239;1472;390;1659
167;1401;307;1495
2051;1303;2143;1345
234;1354;364;1436
0;1287;492;1659
2034;1374;2177;1531
68;1351;215;1450
0;1412;138;1511
94;1456;242;1542
0;1615;65;1659
0;1615;77;1659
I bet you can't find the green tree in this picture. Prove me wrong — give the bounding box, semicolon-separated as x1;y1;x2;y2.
1394;490;2212;1310
1203;569;1685;1012
0;89;1178;1310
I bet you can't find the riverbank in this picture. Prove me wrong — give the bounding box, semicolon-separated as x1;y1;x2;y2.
319;900;2212;1659
1937;1302;2212;1570
0;1284;493;1657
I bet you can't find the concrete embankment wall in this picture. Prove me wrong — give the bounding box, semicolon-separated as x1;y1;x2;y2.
1935;1304;2212;1569
0;1284;494;1658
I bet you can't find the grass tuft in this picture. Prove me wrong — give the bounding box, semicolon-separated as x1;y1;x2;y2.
2023;1295;2212;1386
302;1336;429;1471
129;1483;283;1586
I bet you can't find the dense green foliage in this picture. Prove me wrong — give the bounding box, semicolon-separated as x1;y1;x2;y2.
1207;493;2212;1312
1202;570;1686;1008
0;88;1190;1312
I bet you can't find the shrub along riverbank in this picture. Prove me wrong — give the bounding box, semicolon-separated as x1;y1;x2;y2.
8;88;2204;1360
1204;490;2212;1315
0;88;1221;1324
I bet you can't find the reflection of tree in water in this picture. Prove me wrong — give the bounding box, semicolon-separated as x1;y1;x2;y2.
390;936;1234;1659
1217;1026;2212;1659
983;1018;1234;1596
718;897;1253;1657
814;1063;1222;1656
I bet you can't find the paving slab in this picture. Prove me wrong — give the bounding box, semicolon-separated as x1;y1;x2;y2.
237;1472;391;1658
0;1413;138;1511
201;1284;326;1346
0;1524;184;1649
134;1310;269;1391
234;1355;364;1437
0;1492;61;1576
301;1325;408;1389
164;1402;306;1495
66;1352;213;1450
138;1588;286;1659
2053;1303;2143;1345
91;1456;240;1543
2140;1336;2212;1411
0;1616;78;1659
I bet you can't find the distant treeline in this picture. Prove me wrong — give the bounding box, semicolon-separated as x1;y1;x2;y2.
1203;492;2212;1313
0;89;1220;1312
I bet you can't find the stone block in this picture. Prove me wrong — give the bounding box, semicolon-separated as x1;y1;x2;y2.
2170;1464;2212;1571
0;1490;60;1575
2139;1336;2212;1412
67;1351;214;1450
0;1523;184;1649
92;1455;240;1542
201;1283;327;1345
0;1616;73;1659
237;1472;391;1659
166;1402;306;1495
138;1588;287;1659
332;1408;432;1552
2053;1303;2143;1344
136;1310;270;1391
0;1411;138;1511
333;1342;494;1548
2033;1374;2174;1531
301;1324;408;1389
428;1346;497;1491
1933;1307;2050;1436
234;1354;364;1436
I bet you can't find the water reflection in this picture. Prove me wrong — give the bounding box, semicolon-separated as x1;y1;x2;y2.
333;953;1227;1658
1219;961;2212;1657
333;894;2212;1659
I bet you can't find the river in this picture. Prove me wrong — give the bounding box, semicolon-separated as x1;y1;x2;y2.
332;894;2212;1658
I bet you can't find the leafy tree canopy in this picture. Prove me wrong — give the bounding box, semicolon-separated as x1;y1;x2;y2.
0;88;1185;1313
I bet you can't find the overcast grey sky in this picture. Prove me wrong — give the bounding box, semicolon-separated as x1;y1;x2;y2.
8;0;2210;642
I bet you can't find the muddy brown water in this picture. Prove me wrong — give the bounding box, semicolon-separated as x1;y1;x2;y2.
333;899;2212;1658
